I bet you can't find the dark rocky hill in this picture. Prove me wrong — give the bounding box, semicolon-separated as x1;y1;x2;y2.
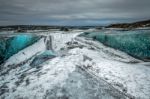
107;19;150;29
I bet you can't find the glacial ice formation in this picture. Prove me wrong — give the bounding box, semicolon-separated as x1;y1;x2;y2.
0;34;40;64
79;30;150;60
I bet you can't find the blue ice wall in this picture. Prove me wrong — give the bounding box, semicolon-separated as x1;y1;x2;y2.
79;30;150;60
0;34;40;64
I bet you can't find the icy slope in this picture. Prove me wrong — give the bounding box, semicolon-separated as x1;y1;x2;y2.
73;37;150;99
0;31;150;99
0;50;128;99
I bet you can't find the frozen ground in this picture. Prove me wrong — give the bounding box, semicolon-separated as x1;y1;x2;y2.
0;30;150;99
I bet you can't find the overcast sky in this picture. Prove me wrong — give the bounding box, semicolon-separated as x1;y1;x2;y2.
0;0;150;26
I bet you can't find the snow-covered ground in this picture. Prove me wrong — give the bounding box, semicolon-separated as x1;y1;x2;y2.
73;37;150;99
0;30;150;99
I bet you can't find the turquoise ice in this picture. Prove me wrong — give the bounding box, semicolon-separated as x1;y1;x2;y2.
30;50;56;67
79;30;150;60
0;34;40;64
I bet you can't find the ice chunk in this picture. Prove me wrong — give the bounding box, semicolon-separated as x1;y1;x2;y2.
30;50;56;67
0;34;40;64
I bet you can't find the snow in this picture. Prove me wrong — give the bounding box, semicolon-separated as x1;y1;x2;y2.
50;31;82;51
72;37;150;99
6;57;77;99
0;30;150;99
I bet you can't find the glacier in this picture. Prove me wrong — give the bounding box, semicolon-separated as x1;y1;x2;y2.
0;30;150;99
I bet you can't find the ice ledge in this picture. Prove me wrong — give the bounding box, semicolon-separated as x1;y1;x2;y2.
4;38;46;67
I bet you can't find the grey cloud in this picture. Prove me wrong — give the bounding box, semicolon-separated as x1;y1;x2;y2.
0;0;150;25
